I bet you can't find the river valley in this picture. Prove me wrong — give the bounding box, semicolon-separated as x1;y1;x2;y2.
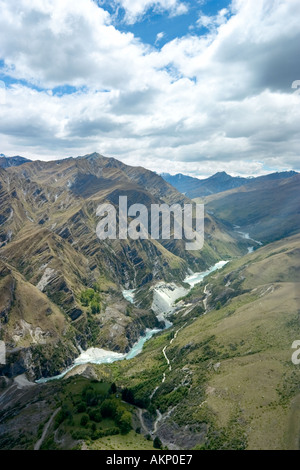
36;260;228;384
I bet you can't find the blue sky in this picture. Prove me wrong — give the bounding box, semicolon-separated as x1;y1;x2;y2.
103;0;232;48
0;0;299;177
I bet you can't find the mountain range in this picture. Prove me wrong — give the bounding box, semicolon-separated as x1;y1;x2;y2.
162;170;298;199
0;153;245;380
203;173;300;244
0;153;299;450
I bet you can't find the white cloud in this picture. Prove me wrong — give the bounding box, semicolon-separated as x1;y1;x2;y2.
112;0;189;24
0;0;300;177
197;8;229;32
0;0;155;90
155;32;165;45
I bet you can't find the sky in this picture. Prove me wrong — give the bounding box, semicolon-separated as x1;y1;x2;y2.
0;0;300;178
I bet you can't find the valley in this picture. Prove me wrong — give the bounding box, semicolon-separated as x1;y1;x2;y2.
0;154;299;451
34;259;228;384
0;153;245;382
1;0;300;454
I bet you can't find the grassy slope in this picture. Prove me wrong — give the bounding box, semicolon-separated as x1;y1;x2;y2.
88;234;300;450
0;259;80;378
88;431;155;450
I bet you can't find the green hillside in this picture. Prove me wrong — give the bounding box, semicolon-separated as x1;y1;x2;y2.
90;234;300;450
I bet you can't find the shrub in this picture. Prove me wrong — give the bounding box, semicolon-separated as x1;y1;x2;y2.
80;288;102;311
90;300;100;314
100;399;117;418
88;408;102;423
153;436;163;449
76;402;86;413
121;388;135;404
118;411;132;435
55;404;72;428
109;383;117;395
80;414;89;427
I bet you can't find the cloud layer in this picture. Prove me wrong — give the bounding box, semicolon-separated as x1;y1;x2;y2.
0;0;299;177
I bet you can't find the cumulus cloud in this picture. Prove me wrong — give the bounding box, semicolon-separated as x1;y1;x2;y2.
197;8;229;32
0;0;300;177
112;0;189;24
0;0;153;90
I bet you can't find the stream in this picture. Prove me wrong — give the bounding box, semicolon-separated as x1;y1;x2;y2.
36;260;228;384
234;225;263;253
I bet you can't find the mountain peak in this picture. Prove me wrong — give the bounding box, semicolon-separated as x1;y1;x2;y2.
214;171;229;176
0;155;32;169
84;152;105;160
212;171;232;178
209;171;234;182
80;152;125;168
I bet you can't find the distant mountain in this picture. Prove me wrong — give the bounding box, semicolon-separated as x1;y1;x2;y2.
162;170;298;199
0;154;32;168
205;173;300;244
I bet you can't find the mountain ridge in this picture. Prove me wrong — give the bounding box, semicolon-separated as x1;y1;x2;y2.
203;173;300;245
162;170;298;199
